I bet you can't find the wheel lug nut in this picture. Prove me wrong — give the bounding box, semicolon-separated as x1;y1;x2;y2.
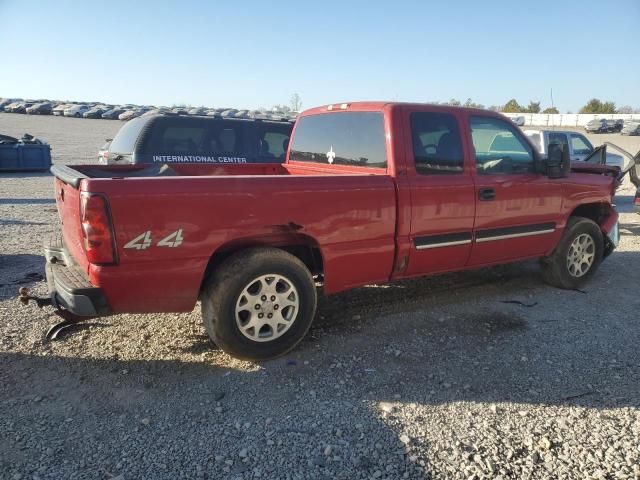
258;313;264;318
261;295;267;301
267;313;273;319
270;295;276;301
274;304;279;310
255;304;260;310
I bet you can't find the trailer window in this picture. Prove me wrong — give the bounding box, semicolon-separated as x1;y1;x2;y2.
289;112;387;168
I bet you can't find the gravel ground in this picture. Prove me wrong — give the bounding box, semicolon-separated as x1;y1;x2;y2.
1;113;639;480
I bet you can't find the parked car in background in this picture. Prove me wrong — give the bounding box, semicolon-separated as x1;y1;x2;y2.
524;129;626;170
585;119;608;133
64;104;90;117
53;103;70;116
100;113;293;165
188;107;207;116
621;121;640;136
584;119;622;133
9;101;35;114
26;102;53;115
118;108;149;121
608;119;624;132
4;101;23;113
83;106;109;118
0;98;20;111
101;108;126;119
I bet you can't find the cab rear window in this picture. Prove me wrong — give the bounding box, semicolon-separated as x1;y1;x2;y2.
289;112;387;168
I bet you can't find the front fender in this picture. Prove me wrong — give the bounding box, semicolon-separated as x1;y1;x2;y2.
600;208;619;257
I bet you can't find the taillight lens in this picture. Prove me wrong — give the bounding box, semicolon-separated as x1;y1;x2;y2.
80;193;116;264
635;192;640;205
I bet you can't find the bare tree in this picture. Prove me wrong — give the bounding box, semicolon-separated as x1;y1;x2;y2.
290;93;302;112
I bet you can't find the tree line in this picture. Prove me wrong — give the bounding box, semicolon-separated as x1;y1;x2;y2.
438;97;639;115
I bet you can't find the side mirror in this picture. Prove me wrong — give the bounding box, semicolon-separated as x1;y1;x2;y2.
546;142;571;178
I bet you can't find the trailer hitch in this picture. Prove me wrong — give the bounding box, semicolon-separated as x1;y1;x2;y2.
18;287;52;308
18;287;94;340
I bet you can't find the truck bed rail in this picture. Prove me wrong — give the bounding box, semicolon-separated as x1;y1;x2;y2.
51;164;88;188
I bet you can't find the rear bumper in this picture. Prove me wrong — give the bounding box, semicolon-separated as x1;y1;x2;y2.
44;235;111;316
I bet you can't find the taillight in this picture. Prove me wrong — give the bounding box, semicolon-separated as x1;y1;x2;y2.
635;192;640;205
80;193;117;264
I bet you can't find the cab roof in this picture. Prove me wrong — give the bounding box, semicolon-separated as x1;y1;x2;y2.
301;101;502;117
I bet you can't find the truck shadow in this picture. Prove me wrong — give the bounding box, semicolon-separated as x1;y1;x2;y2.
0;170;52;178
4;250;639;478
614;194;635;214
621;220;640;236
0;254;45;299
0;198;55;205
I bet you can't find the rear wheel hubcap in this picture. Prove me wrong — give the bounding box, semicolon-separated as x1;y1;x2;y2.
235;274;299;342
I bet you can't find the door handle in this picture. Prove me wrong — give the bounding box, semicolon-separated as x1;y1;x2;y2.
478;188;496;201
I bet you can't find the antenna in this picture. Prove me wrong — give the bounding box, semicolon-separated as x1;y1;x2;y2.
550;88;555;109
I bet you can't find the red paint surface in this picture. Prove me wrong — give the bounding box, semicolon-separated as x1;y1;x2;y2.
54;102;617;313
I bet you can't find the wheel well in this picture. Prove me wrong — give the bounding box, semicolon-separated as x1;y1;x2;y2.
200;241;324;293
569;202;612;225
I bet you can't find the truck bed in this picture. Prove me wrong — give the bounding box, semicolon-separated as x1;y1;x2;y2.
53;160;388;187
52;162;397;313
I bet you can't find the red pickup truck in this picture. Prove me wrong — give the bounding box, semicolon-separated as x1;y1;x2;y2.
32;102;621;360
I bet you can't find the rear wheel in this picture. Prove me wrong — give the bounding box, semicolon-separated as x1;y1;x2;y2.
541;217;604;289
201;248;317;361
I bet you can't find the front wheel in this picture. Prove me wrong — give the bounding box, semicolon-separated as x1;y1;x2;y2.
541;217;604;289
201;248;317;361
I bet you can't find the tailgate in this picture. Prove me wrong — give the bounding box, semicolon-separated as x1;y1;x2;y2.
52;165;89;272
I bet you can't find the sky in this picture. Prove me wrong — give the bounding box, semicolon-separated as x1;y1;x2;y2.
1;0;638;113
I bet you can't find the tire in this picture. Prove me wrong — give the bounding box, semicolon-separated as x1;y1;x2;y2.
201;247;317;361
541;217;604;290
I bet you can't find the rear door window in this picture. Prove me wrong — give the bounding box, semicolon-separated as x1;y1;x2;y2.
289;112;387;168
410;112;464;174
142;117;248;163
